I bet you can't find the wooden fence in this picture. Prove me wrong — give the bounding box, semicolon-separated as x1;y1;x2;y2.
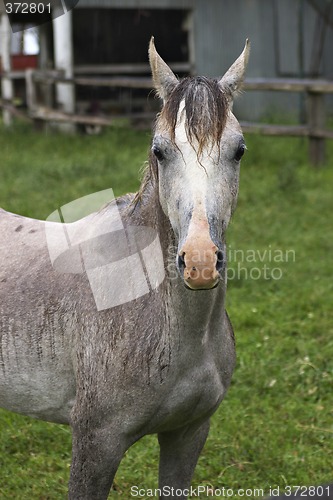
2;69;333;166
242;77;333;166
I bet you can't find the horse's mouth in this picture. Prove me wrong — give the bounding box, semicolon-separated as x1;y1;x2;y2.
183;278;220;291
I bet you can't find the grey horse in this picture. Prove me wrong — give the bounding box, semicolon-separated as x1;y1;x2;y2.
0;38;250;499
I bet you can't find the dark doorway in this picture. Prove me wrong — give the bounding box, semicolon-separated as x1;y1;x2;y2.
72;8;193;118
73;8;192;67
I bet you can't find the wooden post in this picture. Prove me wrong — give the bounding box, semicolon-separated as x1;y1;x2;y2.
39;23;54;110
0;14;14;126
308;91;326;166
52;10;75;132
25;69;37;112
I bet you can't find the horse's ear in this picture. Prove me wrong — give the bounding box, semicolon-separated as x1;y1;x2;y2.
219;39;250;98
149;37;179;102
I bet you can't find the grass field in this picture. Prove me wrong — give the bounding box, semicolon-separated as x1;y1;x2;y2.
0;122;333;499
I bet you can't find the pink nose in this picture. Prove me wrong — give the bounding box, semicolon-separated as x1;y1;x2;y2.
179;239;220;290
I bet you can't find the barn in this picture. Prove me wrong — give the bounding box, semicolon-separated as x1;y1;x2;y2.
1;0;333;122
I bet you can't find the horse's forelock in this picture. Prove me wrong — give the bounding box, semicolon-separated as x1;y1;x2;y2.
160;76;229;157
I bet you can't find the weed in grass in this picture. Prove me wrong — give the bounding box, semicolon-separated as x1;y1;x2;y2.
277;161;301;193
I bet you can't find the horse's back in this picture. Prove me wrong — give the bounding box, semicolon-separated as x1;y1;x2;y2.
0;198;133;423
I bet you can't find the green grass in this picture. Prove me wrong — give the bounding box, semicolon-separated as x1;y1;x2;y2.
0;122;333;499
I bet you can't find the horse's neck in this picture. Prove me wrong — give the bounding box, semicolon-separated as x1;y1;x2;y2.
166;277;226;339
127;181;226;339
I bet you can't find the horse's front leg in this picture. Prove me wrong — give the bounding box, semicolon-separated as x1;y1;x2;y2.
158;419;210;500
69;420;128;500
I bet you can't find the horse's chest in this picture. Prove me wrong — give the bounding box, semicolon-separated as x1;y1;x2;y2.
153;353;225;432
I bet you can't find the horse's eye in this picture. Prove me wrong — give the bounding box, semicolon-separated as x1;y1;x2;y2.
152;145;164;162
235;144;246;162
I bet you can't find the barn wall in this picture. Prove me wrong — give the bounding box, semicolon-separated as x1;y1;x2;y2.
2;0;332;121
193;0;287;119
74;0;333;120
192;0;333;119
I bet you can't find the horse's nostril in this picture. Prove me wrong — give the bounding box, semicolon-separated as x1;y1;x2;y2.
215;250;224;272
178;253;186;270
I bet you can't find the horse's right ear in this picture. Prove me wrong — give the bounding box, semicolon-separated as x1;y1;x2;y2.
149;37;179;102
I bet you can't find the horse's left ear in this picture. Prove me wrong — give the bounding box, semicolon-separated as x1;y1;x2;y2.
149;37;179;102
219;39;250;98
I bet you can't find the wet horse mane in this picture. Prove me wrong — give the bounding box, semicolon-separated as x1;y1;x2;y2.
133;76;229;208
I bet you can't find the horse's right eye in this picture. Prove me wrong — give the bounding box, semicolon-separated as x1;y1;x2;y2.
152;145;164;162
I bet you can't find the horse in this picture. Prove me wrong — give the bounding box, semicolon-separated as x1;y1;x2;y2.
0;38;250;499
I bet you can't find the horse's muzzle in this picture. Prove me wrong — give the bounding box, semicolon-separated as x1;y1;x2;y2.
177;246;224;290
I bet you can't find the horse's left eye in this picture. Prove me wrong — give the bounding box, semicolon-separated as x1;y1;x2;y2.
152;145;165;162
234;144;246;162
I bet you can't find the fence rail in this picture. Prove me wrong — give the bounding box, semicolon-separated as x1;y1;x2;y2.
244;77;333;93
1;69;332;165
243;78;332;165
